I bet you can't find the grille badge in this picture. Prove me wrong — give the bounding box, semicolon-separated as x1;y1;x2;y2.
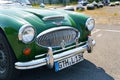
60;40;66;49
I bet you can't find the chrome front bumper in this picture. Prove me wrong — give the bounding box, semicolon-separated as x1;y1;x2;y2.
15;37;96;70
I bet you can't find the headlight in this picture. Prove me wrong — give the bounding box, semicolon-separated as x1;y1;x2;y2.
86;18;95;31
18;24;35;44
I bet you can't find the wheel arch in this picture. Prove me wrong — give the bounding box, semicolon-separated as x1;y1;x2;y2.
0;27;18;61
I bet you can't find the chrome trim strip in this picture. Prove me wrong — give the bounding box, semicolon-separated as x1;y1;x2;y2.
35;42;86;58
42;15;64;21
36;26;80;38
53;42;86;53
15;39;95;70
35;54;46;58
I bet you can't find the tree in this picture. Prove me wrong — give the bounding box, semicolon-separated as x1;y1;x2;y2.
63;0;66;6
88;0;100;3
48;0;52;5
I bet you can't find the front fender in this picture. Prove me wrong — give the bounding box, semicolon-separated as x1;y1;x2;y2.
66;12;91;41
0;14;37;61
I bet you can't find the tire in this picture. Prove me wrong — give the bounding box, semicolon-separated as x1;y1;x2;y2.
87;6;95;10
87;48;92;53
0;31;20;80
64;8;74;11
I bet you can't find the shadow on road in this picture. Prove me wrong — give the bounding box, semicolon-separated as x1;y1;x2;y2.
18;59;114;80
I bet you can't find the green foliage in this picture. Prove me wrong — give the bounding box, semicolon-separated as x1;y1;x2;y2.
88;0;98;3
72;0;120;3
71;0;100;3
112;0;117;1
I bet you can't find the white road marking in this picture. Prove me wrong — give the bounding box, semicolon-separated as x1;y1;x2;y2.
105;30;120;33
91;29;120;38
91;29;101;35
97;34;102;37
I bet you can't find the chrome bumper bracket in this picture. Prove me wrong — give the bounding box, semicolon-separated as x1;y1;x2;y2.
87;36;96;53
46;47;54;69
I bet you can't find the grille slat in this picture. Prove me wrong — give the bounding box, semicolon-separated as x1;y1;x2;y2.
36;27;80;48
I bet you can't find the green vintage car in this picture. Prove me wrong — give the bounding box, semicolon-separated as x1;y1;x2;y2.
0;0;95;80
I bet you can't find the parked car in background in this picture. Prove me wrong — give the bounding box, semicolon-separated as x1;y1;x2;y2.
76;3;85;11
16;0;31;6
0;0;32;7
109;2;116;6
87;3;95;10
115;1;120;5
0;0;96;80
64;6;75;11
78;0;88;6
98;2;104;8
92;1;100;8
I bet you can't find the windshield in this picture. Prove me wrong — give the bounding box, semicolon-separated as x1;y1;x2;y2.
0;0;31;6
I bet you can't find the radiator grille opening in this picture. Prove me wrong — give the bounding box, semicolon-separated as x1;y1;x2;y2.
36;27;80;48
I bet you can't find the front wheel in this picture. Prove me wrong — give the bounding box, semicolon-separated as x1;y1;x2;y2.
0;31;20;80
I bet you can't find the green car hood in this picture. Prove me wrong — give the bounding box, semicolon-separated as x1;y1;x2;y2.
0;7;89;32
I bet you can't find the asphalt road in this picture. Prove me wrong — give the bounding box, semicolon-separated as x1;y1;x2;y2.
17;7;120;80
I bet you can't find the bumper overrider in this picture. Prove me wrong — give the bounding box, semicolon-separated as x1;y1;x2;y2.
15;37;96;70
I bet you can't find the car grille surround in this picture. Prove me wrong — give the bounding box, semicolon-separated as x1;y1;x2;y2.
36;26;80;48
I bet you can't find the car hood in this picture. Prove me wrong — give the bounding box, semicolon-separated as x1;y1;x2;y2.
0;7;73;32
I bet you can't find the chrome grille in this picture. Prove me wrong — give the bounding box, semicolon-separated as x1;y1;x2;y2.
36;26;80;48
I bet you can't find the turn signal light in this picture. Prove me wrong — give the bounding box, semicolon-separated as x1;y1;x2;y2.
23;48;31;56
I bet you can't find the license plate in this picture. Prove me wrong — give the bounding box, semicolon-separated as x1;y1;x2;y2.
55;53;84;72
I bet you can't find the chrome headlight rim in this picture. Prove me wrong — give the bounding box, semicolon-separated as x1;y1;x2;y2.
18;24;36;44
86;18;95;31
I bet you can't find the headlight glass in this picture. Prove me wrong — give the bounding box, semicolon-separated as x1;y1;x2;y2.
86;18;95;31
18;24;35;44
